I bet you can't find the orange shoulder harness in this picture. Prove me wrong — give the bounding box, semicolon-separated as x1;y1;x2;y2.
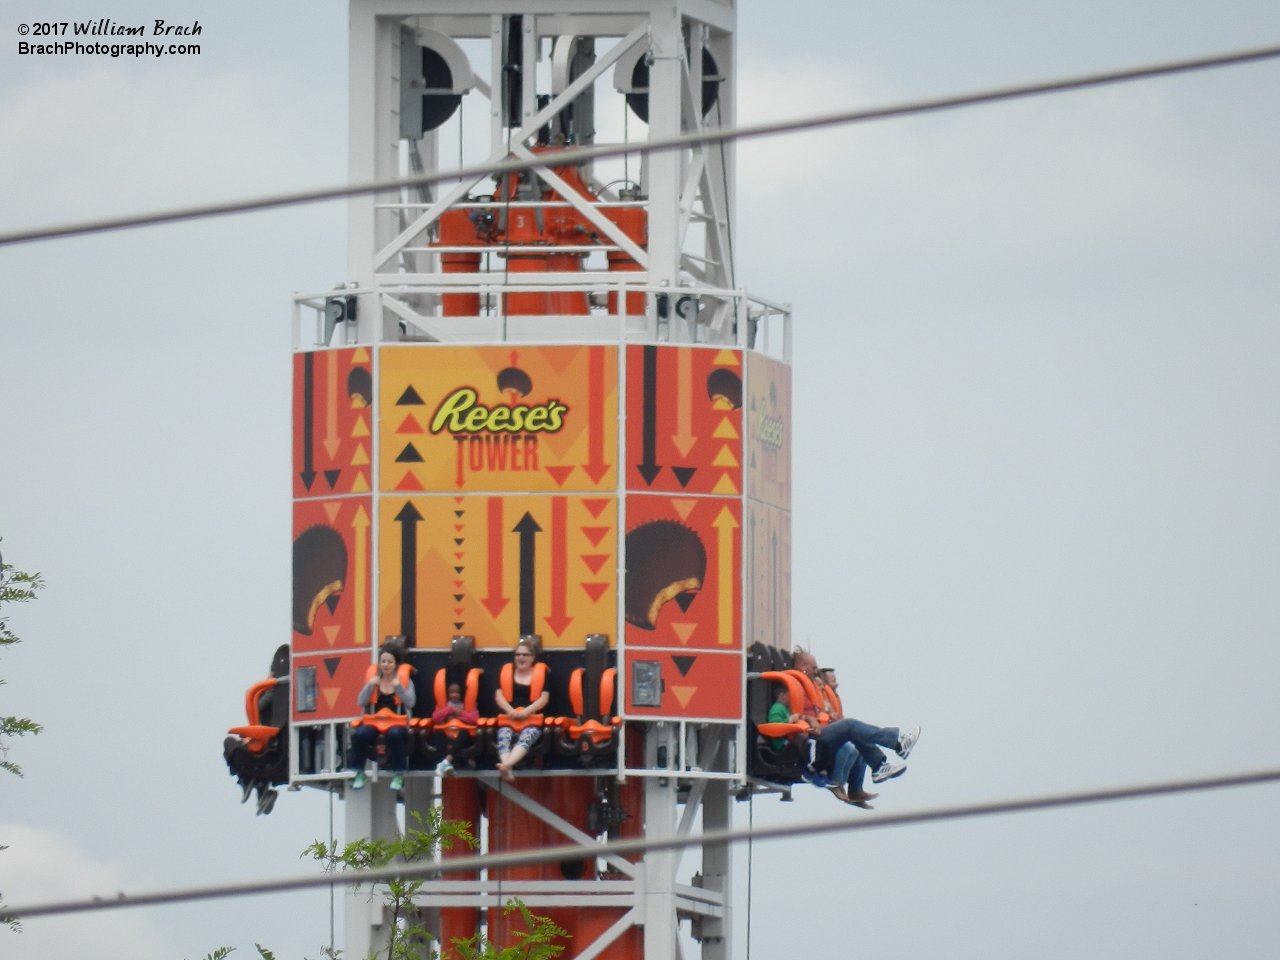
434;666;481;711
499;661;547;704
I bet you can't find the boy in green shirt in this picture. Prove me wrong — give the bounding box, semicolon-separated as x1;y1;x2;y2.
767;685;802;751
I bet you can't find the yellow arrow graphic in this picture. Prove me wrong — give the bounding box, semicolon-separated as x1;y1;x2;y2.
712;506;739;645
351;504;370;646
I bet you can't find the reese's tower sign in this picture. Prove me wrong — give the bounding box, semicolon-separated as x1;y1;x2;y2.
291;341;790;723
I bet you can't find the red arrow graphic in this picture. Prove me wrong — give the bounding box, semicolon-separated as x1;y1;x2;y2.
544;496;573;636
480;497;510;618
323;348;342;458
582;345;611;483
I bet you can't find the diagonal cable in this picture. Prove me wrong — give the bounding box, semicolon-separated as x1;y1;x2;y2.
5;766;1279;921
0;42;1278;249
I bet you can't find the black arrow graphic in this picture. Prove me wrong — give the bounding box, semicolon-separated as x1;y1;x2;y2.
396;442;425;463
397;384;425;405
513;512;543;635
671;466;696;487
299;352;317;490
636;345;663;485
395;501;423;645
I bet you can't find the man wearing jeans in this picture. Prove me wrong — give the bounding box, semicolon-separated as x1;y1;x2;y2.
792;650;920;797
820;717;920;787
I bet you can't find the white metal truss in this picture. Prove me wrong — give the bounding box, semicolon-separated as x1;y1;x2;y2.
340;2;749;349
369;22;650;274
334;721;739;960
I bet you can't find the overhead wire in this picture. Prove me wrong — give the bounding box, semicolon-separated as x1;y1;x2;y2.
6;765;1280;922
0;42;1278;249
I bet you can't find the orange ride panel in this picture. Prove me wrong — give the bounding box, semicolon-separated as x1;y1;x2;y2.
379;344;617;494
745;350;791;511
626;345;744;496
292;496;372;653
624;493;741;651
378;494;617;649
623;649;743;720
293;650;370;722
292;347;375;498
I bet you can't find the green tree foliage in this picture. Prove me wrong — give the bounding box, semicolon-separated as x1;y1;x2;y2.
0;541;44;932
449;900;568;960
304;806;473;960
0;541;44;778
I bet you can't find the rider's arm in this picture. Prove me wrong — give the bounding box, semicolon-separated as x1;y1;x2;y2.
394;681;416;710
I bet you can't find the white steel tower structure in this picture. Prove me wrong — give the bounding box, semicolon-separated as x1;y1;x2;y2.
268;3;795;959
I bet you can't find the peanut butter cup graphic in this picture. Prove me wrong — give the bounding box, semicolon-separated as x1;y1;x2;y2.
346;365;372;408
497;365;533;398
625;519;708;629
706;368;743;410
292;525;348;635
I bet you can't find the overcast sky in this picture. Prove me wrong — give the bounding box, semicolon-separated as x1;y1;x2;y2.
2;1;1279;958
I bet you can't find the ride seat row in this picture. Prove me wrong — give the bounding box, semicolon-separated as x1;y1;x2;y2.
349;635;622;771
223;644;291;814
745;642;844;784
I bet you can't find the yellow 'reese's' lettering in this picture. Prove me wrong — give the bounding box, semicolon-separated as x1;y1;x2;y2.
429;386;568;435
429;387;478;433
487;406;511;431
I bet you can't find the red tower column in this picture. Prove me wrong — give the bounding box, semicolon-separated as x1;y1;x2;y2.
503;202;549;315
440;778;481;959
486;778;549;949
605;207;647;316
436;209;483;317
576;734;645;960
540;776;596;952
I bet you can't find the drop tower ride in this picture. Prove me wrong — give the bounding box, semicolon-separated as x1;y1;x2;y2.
283;3;793;958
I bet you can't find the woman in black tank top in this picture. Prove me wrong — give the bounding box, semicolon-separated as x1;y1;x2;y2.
494;638;550;783
347;642;416;792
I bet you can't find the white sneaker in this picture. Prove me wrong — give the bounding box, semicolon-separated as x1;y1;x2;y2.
897;726;921;760
435;758;454;776
871;759;906;783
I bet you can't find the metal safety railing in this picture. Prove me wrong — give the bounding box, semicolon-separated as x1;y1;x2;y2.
288;717;745;787
291;281;792;360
